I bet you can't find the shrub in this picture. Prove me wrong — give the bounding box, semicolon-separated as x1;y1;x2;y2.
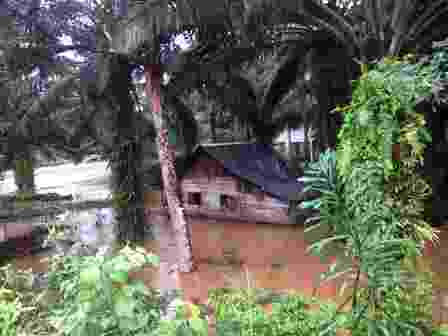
209;289;341;336
0;264;54;335
301;56;438;335
47;244;161;336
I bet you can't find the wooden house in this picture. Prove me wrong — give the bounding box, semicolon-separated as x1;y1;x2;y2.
144;142;338;304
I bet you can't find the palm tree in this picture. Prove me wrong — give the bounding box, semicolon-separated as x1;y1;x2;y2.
94;0;329;271
0;0;100;194
92;0;448;265
0;67;94;194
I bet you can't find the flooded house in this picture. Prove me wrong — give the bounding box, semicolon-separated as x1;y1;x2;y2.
144;142;338;304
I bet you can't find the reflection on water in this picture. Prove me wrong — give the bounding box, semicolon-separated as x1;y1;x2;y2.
8;207;116;273
13;251;50;273
0;159;114;272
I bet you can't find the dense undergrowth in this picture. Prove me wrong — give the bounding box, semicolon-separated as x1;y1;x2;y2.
299;53;445;335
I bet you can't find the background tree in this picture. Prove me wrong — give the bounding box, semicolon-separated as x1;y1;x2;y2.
0;0;99;194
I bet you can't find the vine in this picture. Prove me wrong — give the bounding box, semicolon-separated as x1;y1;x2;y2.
336;56;434;243
301;55;439;334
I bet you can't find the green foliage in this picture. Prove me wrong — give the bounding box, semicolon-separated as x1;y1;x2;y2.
208;288;268;336
47;245;161;336
0;298;20;336
269;294;340;336
336;57;434;244
151;299;208;336
209;289;340;336
301;151;435;335
0;264;54;335
336;58;432;180
300;55;439;334
432;47;448;81
434;326;448;336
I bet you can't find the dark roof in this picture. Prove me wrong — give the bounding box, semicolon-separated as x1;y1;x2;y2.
189;142;304;202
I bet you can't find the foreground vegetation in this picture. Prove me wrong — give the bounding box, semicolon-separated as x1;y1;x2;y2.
1;247;448;336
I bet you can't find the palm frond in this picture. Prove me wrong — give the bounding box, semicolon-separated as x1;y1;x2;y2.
19;75;77;137
162;86;198;152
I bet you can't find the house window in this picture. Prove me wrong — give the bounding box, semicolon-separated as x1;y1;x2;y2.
239;180;258;194
220;194;237;211
239;180;264;201
188;192;202;206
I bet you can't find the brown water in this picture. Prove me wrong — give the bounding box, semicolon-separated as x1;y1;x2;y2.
5;207;115;273
12;250;51;273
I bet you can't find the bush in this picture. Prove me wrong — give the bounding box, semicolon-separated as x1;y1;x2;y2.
209;289;341;336
46;245;161;336
0;297;20;336
0;264;54;335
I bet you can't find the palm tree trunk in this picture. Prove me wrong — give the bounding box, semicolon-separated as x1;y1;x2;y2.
13;145;35;195
111;139;147;242
109;56;147;242
210;104;217;142
144;64;193;273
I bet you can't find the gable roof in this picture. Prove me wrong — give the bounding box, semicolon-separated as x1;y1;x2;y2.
189;142;303;203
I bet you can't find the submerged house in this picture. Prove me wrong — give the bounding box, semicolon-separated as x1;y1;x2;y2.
144;142;337;303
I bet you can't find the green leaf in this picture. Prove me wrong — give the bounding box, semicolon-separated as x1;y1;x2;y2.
110;271;129;284
114;293;136;317
79;266;101;288
145;253;160;267
306;235;347;256
189;318;208;335
301;199;321;209
129;280;150;296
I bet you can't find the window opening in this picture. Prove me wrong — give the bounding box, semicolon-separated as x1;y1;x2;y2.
188;192;202;206
220;194;237;210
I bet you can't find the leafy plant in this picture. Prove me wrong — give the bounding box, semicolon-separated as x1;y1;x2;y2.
300;55;438;334
209;289;340;336
0;298;20;336
298;149;345;238
432;46;448;81
0;264;54;335
151;299;208;336
336;58;432;181
47;244;161;336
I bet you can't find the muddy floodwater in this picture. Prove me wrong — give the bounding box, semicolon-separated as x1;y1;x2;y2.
0;159;115;272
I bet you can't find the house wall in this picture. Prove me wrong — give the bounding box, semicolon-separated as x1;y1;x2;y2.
180;154;290;225
0;222;33;242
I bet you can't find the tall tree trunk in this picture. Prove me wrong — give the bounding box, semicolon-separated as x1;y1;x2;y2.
287;127;292;161
109;56;147;242
111;140;147;242
144;64;193;273
13;145;35;195
210;104;217;142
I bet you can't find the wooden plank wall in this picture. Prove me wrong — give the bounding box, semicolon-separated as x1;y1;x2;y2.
180;155;290;224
